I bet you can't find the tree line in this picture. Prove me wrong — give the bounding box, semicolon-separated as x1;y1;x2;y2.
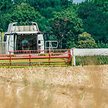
0;0;108;48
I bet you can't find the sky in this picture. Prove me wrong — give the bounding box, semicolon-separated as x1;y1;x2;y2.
73;0;85;3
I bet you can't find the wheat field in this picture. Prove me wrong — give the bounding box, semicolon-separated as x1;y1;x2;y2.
0;65;108;108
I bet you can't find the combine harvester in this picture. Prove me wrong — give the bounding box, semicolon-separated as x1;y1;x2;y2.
0;22;72;66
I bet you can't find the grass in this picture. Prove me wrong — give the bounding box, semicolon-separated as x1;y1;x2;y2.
76;56;108;65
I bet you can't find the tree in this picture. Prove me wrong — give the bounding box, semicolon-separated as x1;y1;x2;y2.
27;0;61;10
10;3;47;31
89;0;108;4
0;13;11;31
77;32;97;48
0;0;14;31
0;0;73;32
13;0;26;4
51;6;83;48
10;3;41;22
0;0;13;12
27;0;73;18
78;0;108;43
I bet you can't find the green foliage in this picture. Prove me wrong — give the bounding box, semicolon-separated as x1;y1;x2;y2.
77;32;97;48
10;3;42;23
14;3;48;31
13;0;26;4
0;0;108;48
89;0;108;4
0;0;13;12
0;3;48;31
27;0;72;18
51;6;83;48
78;0;108;43
27;0;72;9
97;42;108;48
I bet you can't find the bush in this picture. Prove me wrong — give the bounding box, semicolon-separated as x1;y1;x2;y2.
97;42;108;48
77;32;97;48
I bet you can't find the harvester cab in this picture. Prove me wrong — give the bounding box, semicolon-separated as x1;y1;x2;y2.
4;22;44;54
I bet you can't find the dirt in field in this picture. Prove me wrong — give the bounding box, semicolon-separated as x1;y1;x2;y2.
0;65;108;108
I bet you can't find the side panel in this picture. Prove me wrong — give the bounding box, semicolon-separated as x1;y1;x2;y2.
6;35;14;54
37;34;44;52
5;35;9;54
